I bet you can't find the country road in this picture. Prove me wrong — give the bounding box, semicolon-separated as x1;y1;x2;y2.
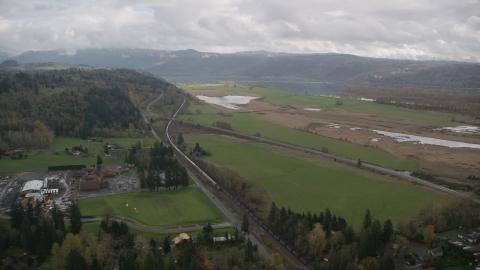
167;118;480;205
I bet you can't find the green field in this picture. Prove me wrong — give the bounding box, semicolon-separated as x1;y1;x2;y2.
184;134;448;226
39;86;68;94
0;137;156;175
182;83;453;122
78;189;225;226
181;107;420;171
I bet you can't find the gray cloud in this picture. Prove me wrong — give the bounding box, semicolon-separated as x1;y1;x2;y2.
0;0;478;61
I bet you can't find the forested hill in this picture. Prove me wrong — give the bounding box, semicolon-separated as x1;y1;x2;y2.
0;68;174;150
5;48;480;90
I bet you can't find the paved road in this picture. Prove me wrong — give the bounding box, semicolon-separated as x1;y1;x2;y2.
168;118;480;204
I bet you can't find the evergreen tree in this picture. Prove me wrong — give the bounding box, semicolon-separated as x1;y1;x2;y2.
96;155;103;168
323;208;332;235
177;133;184;145
371;219;382;252
52;204;65;232
65;249;88;270
362;209;372;229
9;202;24;230
163;236;171;254
267;202;277;224
244;239;254;262
149;238;157;252
382;219;393;244
359;228;375;260
180;166;189;188
318;211;325;224
35;218;55;262
21;216;34;253
279;207;287;222
68;203;83;234
140;175;146;191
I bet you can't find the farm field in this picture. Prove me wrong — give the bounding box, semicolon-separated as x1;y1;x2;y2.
78;188;225;226
184;133;448;226
182;83;454;122
180;84;480;181
181;107;420;171
0;137;156;175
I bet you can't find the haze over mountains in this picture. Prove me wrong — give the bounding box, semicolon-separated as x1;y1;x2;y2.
2;48;480;92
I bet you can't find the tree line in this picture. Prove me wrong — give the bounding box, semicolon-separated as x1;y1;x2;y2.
342;86;480;118
0;68;176;151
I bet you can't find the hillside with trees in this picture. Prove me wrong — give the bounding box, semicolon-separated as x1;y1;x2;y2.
0;68;177;151
5;49;480;90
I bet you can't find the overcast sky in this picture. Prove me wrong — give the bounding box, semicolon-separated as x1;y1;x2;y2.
0;0;479;61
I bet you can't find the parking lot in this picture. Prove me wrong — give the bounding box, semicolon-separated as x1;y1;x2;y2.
0;171;49;209
78;169;140;199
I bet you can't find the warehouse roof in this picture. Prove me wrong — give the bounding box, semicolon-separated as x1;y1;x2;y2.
22;180;44;192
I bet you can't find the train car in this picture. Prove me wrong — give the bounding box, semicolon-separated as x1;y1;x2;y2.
268;228;274;235
274;234;280;240
286;244;293;252
253;216;258;222
279;239;286;246
292;250;300;258
249;211;254;217
215;185;222;191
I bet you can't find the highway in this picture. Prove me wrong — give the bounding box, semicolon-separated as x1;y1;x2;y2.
168;118;480;205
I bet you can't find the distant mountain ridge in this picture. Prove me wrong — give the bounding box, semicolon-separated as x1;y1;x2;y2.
6;48;480;90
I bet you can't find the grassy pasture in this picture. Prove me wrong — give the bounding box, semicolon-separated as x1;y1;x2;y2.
79;188;224;226
182;83;453;122
184;134;447;226
39;86;68;94
78;189;225;227
180;108;420;171
0;137;156;175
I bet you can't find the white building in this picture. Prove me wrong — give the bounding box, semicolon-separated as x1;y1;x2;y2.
21;180;44;194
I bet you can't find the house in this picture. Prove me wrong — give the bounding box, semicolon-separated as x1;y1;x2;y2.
428;247;443;257
71;150;81;156
213;235;234;245
413;248;430;260
458;233;478;243
172;233;190;245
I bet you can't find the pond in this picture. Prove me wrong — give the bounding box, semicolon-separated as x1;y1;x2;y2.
373;130;480;149
196;95;259;110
